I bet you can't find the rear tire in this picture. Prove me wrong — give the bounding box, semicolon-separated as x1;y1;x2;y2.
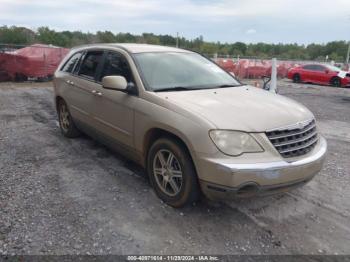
147;137;200;208
293;73;301;83
57;99;81;138
331;77;341;87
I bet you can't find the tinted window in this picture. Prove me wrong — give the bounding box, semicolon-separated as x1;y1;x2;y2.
61;52;82;73
303;65;324;71
313;65;325;71
303;65;314;70
78;51;104;79
99;52;132;82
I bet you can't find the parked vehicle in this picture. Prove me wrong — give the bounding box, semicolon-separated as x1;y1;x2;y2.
287;64;350;87
54;44;327;207
0;44;69;82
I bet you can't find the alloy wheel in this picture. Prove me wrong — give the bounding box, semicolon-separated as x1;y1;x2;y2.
59;103;70;132
332;78;341;87
153;149;183;197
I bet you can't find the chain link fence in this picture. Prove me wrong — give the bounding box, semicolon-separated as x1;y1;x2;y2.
1;44;348;82
210;54;349;80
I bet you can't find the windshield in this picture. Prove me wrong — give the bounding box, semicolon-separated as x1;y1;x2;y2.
326;65;342;71
133;52;240;91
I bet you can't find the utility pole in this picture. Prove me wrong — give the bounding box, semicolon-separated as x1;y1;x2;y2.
270;58;277;93
176;32;179;48
346;41;350;65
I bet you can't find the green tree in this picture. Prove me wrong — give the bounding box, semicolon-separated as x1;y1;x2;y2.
0;26;35;45
96;31;116;43
0;25;348;62
37;27;69;47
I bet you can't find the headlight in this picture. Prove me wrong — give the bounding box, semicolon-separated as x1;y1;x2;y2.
209;130;263;156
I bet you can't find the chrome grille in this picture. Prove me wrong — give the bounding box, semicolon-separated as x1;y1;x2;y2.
266;119;318;158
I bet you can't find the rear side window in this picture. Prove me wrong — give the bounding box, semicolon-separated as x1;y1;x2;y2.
98;52;132;82
78;51;104;80
61;52;82;73
303;65;314;70
303;65;324;71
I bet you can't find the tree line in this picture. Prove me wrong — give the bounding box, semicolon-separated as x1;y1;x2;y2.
0;25;349;62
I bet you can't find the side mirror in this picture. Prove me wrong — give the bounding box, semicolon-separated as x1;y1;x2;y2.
102;76;128;91
325;70;329;74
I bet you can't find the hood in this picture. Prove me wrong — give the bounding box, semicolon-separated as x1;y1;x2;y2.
156;86;314;132
337;70;350;79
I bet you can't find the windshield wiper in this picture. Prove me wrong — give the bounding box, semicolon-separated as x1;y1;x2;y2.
215;84;243;88
154;84;242;92
154;86;195;92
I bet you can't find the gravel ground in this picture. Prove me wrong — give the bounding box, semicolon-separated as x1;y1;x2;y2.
0;80;349;255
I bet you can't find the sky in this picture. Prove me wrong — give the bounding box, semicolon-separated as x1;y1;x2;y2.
0;0;349;44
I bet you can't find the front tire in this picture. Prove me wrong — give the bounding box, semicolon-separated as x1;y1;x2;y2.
147;138;200;208
331;77;341;87
57;99;81;138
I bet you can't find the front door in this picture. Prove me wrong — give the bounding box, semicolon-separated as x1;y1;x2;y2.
312;65;328;84
300;65;314;82
92;51;136;149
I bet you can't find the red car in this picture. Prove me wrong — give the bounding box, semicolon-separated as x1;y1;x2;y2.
287;64;350;87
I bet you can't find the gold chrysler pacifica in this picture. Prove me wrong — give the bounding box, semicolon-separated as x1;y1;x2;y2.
54;44;327;207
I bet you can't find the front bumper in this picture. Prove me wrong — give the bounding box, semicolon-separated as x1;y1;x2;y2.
341;77;350;87
199;136;327;200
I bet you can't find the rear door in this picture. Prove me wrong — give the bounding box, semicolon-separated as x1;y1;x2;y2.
301;65;315;82
92;51;137;148
55;51;83;108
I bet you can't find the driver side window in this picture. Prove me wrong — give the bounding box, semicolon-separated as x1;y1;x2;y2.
78;50;104;80
99;52;133;82
313;65;325;71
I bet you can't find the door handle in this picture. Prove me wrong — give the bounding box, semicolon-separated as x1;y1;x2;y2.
91;90;103;97
66;80;74;86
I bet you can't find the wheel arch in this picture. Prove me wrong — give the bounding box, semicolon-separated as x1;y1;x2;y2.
142;127;197;172
330;75;341;86
55;95;64;111
293;72;301;79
